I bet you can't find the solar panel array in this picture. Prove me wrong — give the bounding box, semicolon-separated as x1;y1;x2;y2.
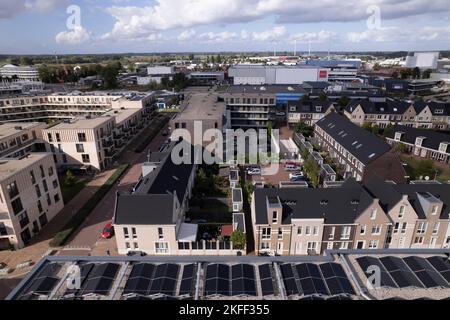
279;262;355;298
81;263;120;296
204;263;258;297
18;263;62;300
356;255;450;289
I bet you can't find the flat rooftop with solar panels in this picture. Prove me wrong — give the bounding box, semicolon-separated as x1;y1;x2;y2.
6;250;450;300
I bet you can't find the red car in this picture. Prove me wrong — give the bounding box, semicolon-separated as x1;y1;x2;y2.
101;222;114;239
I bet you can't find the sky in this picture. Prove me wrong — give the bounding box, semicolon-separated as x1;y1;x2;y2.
1;0;450;54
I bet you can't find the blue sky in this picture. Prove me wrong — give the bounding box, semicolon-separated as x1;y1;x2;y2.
1;0;450;54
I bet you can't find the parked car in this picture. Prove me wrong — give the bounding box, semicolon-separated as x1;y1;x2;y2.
285;164;302;171
247;167;261;175
289;172;305;180
101;222;114;239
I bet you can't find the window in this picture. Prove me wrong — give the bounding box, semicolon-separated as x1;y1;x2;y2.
35;185;41;198
47;133;53;142
401;222;407;234
329;227;335;239
399;206;405;218
341;226;351;240
43;180;48;192
272;211;278;224
155;242;169;254
30;171;36;184
313;226;318;236
54;193;60;203
76;144;84;153
340;242;349;249
18;211;29;228
46;193;51;206
48;166;54;176
414;236;424;244
431;205;438;215
371;225;382;235
262;228;271;240
0;223;7;236
417;222;427;234
126;242;131;249
39;213;48;227
278;228;283;240
360;225;366;235
370;209;377;220
52;180;58;189
432;222;440;235
123;227;129;239
6;181;19;199
39;165;45;178
37;200;43;213
133;242;139;249
305;226;311;235
307;242;317;253
82;154;90;163
11;198;24;215
62;154;67;163
132;227;137;239
56;133;61;142
369;240;378;249
158;227;164;239
297;226;302;235
261;243;270;250
78;132;87;142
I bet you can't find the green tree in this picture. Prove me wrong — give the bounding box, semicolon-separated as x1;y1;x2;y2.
383;124;394;137
371;124;380;135
422;69;432;79
412;67;421;79
230;230;246;250
172;72;189;91
64;170;77;187
188;54;195;61
337;95;351;108
304;157;321;187
362;122;372;131
20;56;33;65
416;159;435;178
401;68;412;79
394;143;408;153
318;92;328;101
294;122;314;137
267;121;273;137
373;63;382;71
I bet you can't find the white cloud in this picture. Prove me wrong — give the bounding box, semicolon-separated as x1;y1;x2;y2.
55;26;91;45
251;26;286;42
290;30;337;43
197;31;238;43
347;26;450;43
177;29;196;41
101;0;450;41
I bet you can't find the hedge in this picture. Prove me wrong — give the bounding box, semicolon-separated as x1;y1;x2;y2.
49;164;130;247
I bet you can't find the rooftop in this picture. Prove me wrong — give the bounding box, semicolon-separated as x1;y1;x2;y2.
387;125;450;153
0;153;51;180
175;93;226;121
0;122;43;138
46;117;113;130
221;85;306;94
104;108;142;126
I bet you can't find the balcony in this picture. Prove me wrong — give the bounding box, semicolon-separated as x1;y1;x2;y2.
102;140;114;149
105;149;118;159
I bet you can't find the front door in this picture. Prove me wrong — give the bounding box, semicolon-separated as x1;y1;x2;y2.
277;242;283;255
356;241;365;249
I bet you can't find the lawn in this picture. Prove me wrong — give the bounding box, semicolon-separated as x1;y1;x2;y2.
400;156;450;182
61;179;87;204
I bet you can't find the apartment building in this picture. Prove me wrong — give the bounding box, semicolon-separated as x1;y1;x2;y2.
43;107;149;172
344;99;450;130
219;85;306;129
170;93;228;149
113;140;197;255
251;177;450;256
287;99;335;126
0;64;39;82
0;91;155;122
0;122;47;159
0;153;63;249
386;125;450;163
314;113;406;183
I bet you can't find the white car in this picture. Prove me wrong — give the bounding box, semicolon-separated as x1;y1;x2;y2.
289;172;305;179
247;167;261;175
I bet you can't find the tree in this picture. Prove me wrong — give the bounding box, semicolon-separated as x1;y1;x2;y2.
337;95;350;108
267;121;273;137
188;54;195;61
371;124;380;135
416;159;435;178
373;63;382;71
422;69;432;79
294;122;314;137
400;68;412;79
20;56;33;65
318;92;328;101
64;170;77;187
230;230;246;250
304;157;321;187
172;72;189;91
100;63;121;89
394;143;408;153
412;67;421;79
383;123;394;138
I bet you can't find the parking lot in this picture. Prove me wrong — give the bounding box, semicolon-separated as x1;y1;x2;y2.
245;161;306;187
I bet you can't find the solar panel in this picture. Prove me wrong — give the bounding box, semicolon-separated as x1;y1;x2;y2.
258;264;274;296
356;256;397;288
231;264;256;296
295;263;329;296
403;257;449;288
279;264;301;296
148;264;180;296
379;257;424;288
179;264;196;296
123;263;155;295
427;256;450;283
204;264;231;296
81;263;120;296
320;263;355;295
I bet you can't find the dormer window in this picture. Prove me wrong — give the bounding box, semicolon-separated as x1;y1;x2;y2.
415;137;424;146
272;211;278;224
439;142;448;153
394;132;403;141
316;106;322;112
431;205;438;215
399;205;405;218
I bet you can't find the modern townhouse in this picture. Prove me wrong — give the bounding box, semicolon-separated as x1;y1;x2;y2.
251;177;450;256
113;140;197;255
0;122;47;159
365;177;450;249
0;91;155;122
386;125;449;163
0;153;63;249
219;85;306;129
314;113;406;183
287;99;336;126
344;99;450;130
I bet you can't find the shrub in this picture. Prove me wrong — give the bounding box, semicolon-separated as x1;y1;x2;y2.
230;230;246;250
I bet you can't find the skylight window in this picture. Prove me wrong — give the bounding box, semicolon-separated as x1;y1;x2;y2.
369;153;376;158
